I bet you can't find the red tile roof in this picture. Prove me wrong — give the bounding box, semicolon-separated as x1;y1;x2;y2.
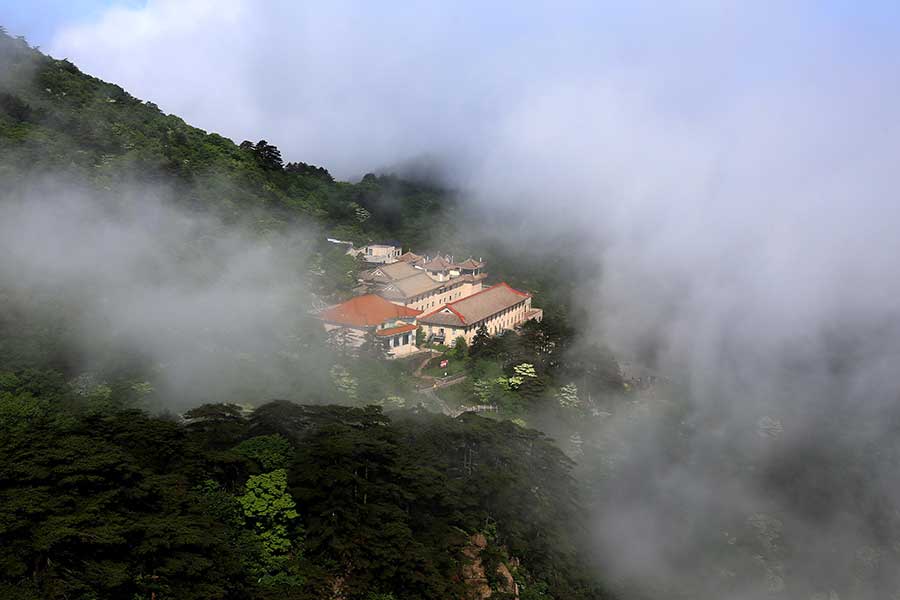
375;323;417;337
319;294;421;327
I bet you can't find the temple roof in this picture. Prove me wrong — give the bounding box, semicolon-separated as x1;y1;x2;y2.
423;256;455;271
397;251;423;264
456;257;485;270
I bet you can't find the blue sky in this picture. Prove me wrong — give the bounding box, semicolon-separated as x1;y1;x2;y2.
3;0;899;71
0;0;145;46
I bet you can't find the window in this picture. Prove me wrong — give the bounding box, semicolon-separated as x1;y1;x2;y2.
403;333;410;345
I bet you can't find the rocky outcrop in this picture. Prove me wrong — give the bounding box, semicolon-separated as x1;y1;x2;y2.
460;533;519;600
461;533;492;599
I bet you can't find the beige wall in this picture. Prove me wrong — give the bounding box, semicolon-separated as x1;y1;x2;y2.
381;330;417;357
403;280;483;312
365;245;402;262
323;319;418;358
365;246;403;258
422;297;534;345
425;268;465;282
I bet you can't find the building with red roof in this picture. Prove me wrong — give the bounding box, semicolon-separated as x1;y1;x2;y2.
318;294;422;357
418;282;542;345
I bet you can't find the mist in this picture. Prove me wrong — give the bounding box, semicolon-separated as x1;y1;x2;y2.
19;1;900;597
464;15;900;599
0;177;334;410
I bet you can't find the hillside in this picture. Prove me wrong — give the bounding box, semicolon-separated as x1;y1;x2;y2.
0;379;610;599
0;29;456;251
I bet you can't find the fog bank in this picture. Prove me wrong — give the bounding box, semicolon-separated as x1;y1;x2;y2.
0;178;332;409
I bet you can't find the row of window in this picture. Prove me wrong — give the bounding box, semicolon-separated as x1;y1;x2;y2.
410;285;467;311
365;247;401;256
454;301;526;335
390;333;411;348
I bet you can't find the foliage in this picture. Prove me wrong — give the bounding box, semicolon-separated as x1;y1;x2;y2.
470;323;490;356
329;364;359;402
234;434;292;471
360;329;391;360
241;139;284;171
512;362;537;382
238;469;303;584
0;402;252;598
0;377;610;599
556;382;580;409
451;335;468;360
473;378;494;405
422;354;466;378
0;30;458;295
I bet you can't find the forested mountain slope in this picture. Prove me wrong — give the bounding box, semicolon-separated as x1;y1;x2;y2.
0;375;611;599
0;29;455;250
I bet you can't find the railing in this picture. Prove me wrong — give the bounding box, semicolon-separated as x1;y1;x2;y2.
449;404;499;418
416;372;466;390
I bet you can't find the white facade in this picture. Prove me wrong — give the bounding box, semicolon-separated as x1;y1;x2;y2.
362;244;402;264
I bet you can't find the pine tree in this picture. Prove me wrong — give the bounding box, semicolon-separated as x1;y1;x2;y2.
470;323;490;356
452;336;468;360
253;140;283;170
326;327;354;358
360;329;390;360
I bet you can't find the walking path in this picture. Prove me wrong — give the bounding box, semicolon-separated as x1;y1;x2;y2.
410;349;477;416
412;350;440;379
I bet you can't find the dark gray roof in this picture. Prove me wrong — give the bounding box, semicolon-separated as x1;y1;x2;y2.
377;273;444;300
359;261;419;283
457;257;485;269
423;256;455;271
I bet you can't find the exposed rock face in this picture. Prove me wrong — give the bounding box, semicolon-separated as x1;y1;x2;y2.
496;561;518;595
327;574;346;600
460;533;519;600
461;533;492;599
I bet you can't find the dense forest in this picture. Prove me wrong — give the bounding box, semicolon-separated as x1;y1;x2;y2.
0;375;608;599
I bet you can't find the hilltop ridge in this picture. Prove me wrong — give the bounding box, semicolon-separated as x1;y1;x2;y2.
0;29;454;250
